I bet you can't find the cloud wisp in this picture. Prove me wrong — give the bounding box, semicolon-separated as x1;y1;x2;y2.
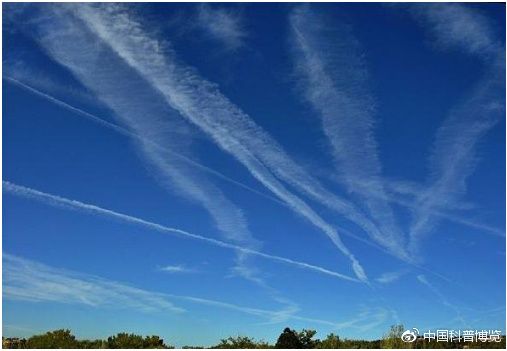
375;270;408;285
158;264;196;274
3;181;360;283
289;6;407;261
196;4;247;51
3;254;185;313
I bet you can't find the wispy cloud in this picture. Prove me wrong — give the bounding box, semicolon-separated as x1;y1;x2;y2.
158;264;196;274
3;181;360;283
63;2;374;281
3;254;185;313
408;3;499;58
289;6;408;262
331;306;391;332
196;4;247;51
4;253;360;328
405;3;505;254
375;270;407;284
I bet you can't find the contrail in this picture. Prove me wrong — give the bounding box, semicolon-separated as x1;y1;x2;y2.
3;181;360;283
289;6;406;259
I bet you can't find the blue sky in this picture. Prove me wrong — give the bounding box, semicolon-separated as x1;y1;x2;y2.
2;2;505;346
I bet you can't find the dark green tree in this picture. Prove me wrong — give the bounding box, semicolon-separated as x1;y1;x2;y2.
143;335;170;349
212;336;271;349
107;333;145;349
25;329;79;349
297;329;318;348
275;328;303;349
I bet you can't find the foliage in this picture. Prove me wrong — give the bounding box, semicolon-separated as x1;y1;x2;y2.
3;326;506;349
25;329;79;349
143;335;170;349
317;333;340;348
297;329;318;348
107;333;170;349
212;335;271;349
107;333;145;349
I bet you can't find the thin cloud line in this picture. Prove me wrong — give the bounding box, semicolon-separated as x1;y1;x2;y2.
3;180;360;283
3;76;287;209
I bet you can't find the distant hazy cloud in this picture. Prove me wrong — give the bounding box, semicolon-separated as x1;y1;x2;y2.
158;264;196;274
375;270;407;284
3;254;185;313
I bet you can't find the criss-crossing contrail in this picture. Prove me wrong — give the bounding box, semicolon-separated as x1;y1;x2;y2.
3;180;360;283
1;77;406;259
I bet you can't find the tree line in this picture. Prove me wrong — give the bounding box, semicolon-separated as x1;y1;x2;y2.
2;325;505;349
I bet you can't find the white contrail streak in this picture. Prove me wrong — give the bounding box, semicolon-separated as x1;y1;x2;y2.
3;181;360;283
